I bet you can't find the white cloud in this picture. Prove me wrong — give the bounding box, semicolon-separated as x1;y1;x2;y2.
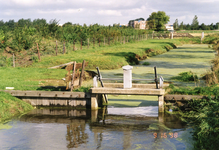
97;10;122;16
0;0;219;25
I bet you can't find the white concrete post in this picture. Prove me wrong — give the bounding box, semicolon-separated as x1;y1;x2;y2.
93;76;98;88
122;65;133;88
159;76;164;89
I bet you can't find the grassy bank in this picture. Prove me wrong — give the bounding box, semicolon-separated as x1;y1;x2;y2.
0;91;33;123
29;38;196;69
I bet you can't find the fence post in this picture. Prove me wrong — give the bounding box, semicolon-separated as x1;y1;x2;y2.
56;40;58;56
13;53;15;68
73;40;75;51
70;61;76;92
79;60;86;87
93;37;95;47
104;37;105;46
37;43;41;61
81;39;82;50
87;38;89;49
63;41;66;54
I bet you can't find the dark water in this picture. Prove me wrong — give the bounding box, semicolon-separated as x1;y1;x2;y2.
0;107;194;150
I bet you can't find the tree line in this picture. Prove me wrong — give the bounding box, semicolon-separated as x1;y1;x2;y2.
173;15;219;30
0;18;150;54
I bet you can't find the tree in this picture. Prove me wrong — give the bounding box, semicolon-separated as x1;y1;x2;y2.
179;21;184;30
173;19;179;30
147;11;170;31
199;23;206;30
191;15;199;30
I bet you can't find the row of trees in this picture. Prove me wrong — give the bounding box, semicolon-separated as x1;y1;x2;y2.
173;15;219;30
0;18;150;53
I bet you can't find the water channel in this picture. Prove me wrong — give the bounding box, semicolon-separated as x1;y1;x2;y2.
0;107;194;150
0;44;215;150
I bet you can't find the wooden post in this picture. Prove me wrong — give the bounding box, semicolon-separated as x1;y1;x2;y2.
99;38;100;47
63;41;66;54
104;37;105;46
13;53;15;68
81;39;82;50
70;61;76;92
79;60;86;87
123;36;125;44
56;40;58;56
37;43;41;61
108;37;110;45
93;37;95;47
73;40;75;51
87;38;89;49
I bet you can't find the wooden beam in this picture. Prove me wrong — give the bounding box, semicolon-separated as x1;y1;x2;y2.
3;90;91;98
90;88;165;95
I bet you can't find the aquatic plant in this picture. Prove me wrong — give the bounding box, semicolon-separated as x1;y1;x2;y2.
171;71;198;82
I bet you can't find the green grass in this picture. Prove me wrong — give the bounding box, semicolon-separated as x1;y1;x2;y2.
0;67;67;90
30;38;191;69
0;91;33;123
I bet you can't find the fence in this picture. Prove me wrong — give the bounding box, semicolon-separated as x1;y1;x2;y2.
3;32;193;67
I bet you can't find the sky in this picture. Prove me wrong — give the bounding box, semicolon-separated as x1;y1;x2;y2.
0;0;219;26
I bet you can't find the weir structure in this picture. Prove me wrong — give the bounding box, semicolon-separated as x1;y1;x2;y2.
3;65;169;112
90;66;166;112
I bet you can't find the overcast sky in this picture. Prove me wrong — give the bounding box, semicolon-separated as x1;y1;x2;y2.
0;0;219;26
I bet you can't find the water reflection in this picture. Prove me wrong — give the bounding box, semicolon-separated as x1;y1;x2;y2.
0;107;192;150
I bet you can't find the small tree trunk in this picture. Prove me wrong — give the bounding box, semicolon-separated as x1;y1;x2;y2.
104;37;105;46
87;38;89;49
99;38;100;47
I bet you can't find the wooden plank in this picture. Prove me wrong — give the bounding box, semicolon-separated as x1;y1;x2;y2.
103;83;169;89
90;88;165;95
3;90;91;98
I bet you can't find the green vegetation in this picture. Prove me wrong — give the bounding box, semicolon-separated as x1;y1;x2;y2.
30;39;187;69
167;84;219;96
180;96;219;150
0;91;33;122
147;11;170;31
171;71;198;82
142;62;150;66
